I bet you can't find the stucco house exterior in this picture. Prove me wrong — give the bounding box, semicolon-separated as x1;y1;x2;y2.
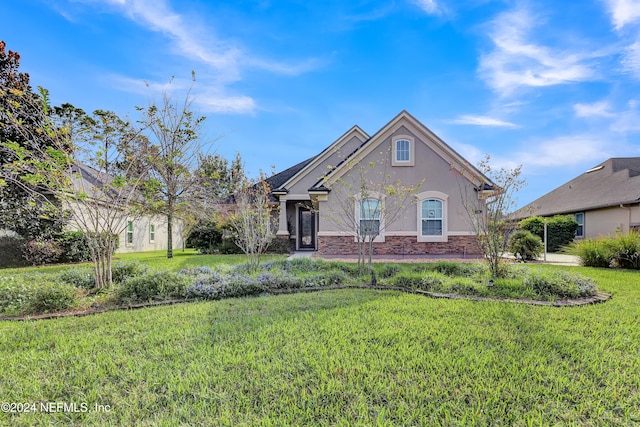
265;110;495;256
513;158;640;238
67;163;184;254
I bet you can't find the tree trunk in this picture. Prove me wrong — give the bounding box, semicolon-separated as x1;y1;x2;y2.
167;206;173;259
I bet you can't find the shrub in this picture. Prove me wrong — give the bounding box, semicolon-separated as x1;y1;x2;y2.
21;239;64;265
377;264;400;279
111;260;150;284
0;276;32;316
265;237;292;254
55;231;92;263
0;235;27;268
389;272;425;288
186;222;223;254
186;273;264;300
219;238;243;254
508;230;543;261
419;272;447;291
608;232;640;269
29;282;79;314
524;270;596;299
520;216;545;238
569;238;613;268
57;267;95;289
428;261;486;277
520;215;578;252
117;271;188;303
303;271;346;287
256;271;303;289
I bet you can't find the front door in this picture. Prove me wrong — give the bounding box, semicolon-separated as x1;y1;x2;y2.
298;207;315;250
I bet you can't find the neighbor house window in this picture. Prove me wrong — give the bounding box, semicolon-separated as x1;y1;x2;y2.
422;199;443;236
359;199;381;237
126;221;134;245
392;136;415;166
149;224;155;242
396;139;410;162
575;212;584;238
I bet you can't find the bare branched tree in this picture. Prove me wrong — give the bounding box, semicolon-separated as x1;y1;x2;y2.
459;155;525;278
229;178;276;271
322;152;421;276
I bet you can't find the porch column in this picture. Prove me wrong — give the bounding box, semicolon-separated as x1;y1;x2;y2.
276;198;289;237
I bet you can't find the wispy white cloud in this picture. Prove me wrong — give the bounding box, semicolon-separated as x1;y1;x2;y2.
603;0;640;30
515;134;614;167
574;100;615;117
479;7;599;97
413;0;441;15
452;115;518;128
621;39;640;78
70;0;320;114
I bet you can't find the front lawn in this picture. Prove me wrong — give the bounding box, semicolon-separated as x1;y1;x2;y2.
0;265;639;425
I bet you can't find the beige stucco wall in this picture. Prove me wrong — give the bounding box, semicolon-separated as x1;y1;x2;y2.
319;126;480;237
116;214;184;254
584;205;640;237
64;201;184;254
286;135;365;196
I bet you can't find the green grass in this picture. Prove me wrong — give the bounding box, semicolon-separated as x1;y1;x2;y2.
1;264;639;426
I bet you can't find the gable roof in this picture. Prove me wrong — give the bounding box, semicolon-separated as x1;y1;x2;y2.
268;125;369;193
514;157;640;218
310;110;494;191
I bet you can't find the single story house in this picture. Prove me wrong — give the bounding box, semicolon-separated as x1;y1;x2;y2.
513;157;640;238
265;110;495;256
67;163;184;254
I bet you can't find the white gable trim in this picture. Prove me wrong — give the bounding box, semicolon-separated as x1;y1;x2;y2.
320;111;491;189
279;125;369;191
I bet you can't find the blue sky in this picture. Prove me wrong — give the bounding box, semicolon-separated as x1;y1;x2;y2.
3;0;640;208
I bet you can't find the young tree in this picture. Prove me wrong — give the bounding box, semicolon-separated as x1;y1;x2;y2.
1;90;151;288
0;40;66;239
137;81;207;258
460;155;525;278
322;153;421;276
229;177;276;271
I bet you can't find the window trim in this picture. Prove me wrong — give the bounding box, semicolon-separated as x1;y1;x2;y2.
126;221;134;246
575;212;584;238
149;224;156;243
417;191;448;242
355;194;385;242
391;135;415;167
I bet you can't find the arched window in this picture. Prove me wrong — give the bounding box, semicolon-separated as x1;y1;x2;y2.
422;199;443;236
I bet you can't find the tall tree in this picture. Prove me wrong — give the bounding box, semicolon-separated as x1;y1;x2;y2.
137;81;206;258
1;90;151;288
0;40;66;239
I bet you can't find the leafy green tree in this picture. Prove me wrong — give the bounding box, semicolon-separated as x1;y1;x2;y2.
0;40;66;239
1;89;151;288
137;80;207;258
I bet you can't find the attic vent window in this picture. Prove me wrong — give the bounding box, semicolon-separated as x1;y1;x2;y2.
586;165;604;173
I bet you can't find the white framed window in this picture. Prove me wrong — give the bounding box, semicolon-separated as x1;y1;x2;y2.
126;221;134;245
575;212;584;238
392;136;415;166
416;191;448;242
359;198;381;237
422;199;443;236
149;224;156;242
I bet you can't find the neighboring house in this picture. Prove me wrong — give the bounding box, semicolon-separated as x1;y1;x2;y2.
67;163;184;254
513;158;640;238
265;110;494;256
